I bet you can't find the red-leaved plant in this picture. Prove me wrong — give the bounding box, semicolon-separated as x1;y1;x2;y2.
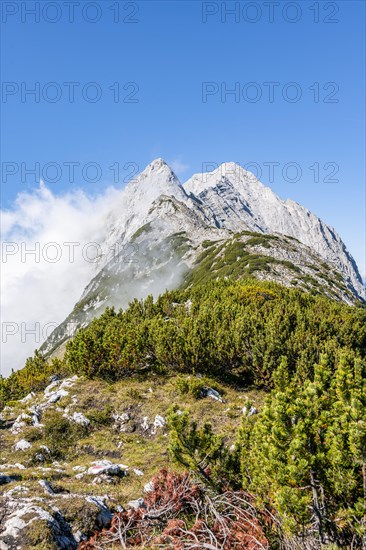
79;468;269;549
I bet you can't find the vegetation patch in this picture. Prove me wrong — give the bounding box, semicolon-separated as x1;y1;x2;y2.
1;274;366;549
175;375;224;399
24;519;55;550
54;497;102;535
245;234;279;248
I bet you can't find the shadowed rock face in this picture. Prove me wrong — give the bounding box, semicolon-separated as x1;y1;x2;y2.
40;159;365;357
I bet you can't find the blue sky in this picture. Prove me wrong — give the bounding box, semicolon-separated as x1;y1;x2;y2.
1;0;365;276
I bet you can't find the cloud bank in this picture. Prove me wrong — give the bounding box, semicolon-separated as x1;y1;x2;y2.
1;182;122;377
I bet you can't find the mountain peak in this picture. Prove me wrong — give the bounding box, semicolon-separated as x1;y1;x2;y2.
39;158;365;361
101;158;188;257
144;157;173;174
123;158;183;195
128;158;184;193
183;161;263;197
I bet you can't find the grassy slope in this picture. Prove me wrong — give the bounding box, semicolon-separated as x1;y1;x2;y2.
0;373;264;504
183;232;355;303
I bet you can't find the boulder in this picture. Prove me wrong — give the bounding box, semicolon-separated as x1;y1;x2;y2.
14;439;32;451
19;392;35;403
29;405;42;426
153;415;165;429
34;453;46;463
201;387;224;403
0;499;76;550
34;445;51;463
38;479;56;495
85;495;112;527
141;417;149;431
71;412;90;426
91;474;115;485
0;463;25;471
87;460;127;476
44;376;78;405
151;414;166;435
11;413;31;434
44;380;61;397
113;412;131;432
47;389;69;404
72;465;86;472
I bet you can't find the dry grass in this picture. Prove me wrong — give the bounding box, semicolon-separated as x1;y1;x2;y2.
1;373;265;507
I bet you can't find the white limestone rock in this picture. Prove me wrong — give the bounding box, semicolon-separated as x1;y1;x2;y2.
14;439;32;451
87;460;127;476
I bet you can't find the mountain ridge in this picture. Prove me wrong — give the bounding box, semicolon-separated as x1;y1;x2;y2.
40;158;365;357
183;161;364;297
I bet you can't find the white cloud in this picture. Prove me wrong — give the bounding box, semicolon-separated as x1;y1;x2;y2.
1;182;122;377
169;158;190;176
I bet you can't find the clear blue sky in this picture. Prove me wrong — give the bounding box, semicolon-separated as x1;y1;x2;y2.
1;0;365;276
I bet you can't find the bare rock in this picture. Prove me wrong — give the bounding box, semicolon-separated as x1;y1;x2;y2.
127;497;146;510
38;479;56;495
91;474;115;485
14;439;32;451
87;460;127;476
201;387;224;403
242;405;258;416
144;481;154;493
149;414;166;435
0;498;76;550
19;392;35;403
71;412;90;426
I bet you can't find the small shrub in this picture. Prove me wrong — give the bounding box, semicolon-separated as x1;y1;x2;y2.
26;442;53;466
187;378;207;399
175;376;189;395
43;410;88;459
24;518;55;550
21;426;43;443
78;469;268;549
0;354;71;407
126;388;142;401
55;497;101;535
86;404;113;426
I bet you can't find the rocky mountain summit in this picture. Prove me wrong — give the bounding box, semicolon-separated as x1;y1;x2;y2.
40;159;365;358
